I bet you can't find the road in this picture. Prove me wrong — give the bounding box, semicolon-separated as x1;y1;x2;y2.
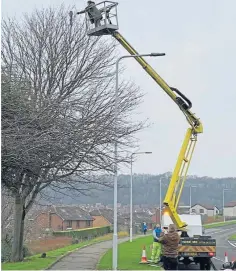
207;225;236;269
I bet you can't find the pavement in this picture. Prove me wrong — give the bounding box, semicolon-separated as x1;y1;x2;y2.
49;235;145;270
48;226;236;270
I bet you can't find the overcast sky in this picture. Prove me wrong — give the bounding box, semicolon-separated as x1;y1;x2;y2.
2;0;236;177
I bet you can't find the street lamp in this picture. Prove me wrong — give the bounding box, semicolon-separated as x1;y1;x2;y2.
159;177;165;225
130;151;152;242
223;189;230;222
189;185;197;213
113;53;164;270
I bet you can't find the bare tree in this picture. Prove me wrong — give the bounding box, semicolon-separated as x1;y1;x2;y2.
1;6;145;262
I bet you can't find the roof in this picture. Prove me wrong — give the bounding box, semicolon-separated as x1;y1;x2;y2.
50;205;93;221
191;203;217;210
90;209;125;225
120;212;153;224
133;212;153;223
225;201;236;207
90;209;115;224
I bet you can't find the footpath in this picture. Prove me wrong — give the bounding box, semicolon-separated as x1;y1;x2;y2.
49;235;145;270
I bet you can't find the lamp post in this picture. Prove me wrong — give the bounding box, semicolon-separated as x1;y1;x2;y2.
130;151;152;242
223;189;230;222
189;185;197;213
113;52;164;270
159;177;164;225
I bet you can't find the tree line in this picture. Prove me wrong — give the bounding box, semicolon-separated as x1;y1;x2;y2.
45;174;236;208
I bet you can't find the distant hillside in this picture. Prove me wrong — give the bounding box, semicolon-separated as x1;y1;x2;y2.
45;173;236;208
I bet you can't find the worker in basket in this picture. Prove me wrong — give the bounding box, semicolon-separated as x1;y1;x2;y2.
77;1;103;27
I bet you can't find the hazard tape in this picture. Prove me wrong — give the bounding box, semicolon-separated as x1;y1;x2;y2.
178;246;216;253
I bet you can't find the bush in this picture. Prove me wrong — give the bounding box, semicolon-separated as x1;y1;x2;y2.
23;245;31;257
53;226;111;241
1;240;30;263
1;240;11;262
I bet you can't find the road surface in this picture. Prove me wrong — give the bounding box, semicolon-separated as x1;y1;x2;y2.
208;225;236;269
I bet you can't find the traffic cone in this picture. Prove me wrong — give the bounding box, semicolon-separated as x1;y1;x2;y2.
224;252;228;262
139;245;148;264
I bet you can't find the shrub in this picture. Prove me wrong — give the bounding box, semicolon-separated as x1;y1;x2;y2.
1;240;11;262
1;240;30;263
53;226;111;241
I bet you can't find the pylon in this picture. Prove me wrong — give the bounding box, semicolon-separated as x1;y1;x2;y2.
139;245;148;264
224;252;228;262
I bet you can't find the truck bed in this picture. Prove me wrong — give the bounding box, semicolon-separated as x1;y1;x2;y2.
178;236;216;257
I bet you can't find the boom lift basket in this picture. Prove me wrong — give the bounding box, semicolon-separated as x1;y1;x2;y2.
85;1;119;36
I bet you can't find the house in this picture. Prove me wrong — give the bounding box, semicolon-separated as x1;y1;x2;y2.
190;204;219;217
122;211;153;231
90;209;129;232
224;202;236;217
35;205;94;231
90;209;112;228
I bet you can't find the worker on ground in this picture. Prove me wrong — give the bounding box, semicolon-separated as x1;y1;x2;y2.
159;224;180;270
143;222;147;235
77;1;103;27
150;224;162;264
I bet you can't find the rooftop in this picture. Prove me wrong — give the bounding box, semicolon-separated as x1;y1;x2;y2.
50;205;93;221
191;203;218;210
225;201;236;207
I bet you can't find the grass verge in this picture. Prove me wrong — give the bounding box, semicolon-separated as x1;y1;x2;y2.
97;235;162;270
229;234;236;241
204;220;236;229
2;232;129;270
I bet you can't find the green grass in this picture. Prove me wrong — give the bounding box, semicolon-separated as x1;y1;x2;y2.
97;235;162;270
2;241;92;270
229;234;236;241
2;232;129;270
204;220;236;229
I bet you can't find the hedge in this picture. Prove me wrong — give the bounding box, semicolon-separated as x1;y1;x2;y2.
53;226;111;240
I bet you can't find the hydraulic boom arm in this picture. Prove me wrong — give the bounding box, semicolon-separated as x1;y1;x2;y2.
113;31;203;229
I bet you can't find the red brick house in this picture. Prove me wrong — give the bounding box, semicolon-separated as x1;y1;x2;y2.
35;205;94;231
90;209;112;228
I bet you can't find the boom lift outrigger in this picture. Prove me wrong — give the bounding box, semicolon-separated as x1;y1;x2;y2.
78;1;203;230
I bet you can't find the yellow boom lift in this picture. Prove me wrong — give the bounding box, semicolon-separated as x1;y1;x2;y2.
78;0;202;229
77;2;216;269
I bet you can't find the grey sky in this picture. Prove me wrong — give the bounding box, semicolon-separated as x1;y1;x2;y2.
2;0;236;177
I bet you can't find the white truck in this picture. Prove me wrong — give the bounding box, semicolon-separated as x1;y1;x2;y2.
161;213;216;270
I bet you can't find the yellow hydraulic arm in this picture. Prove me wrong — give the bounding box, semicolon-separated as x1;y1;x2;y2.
113;31;203;229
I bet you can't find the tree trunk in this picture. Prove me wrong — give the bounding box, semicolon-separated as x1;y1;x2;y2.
11;195;25;262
